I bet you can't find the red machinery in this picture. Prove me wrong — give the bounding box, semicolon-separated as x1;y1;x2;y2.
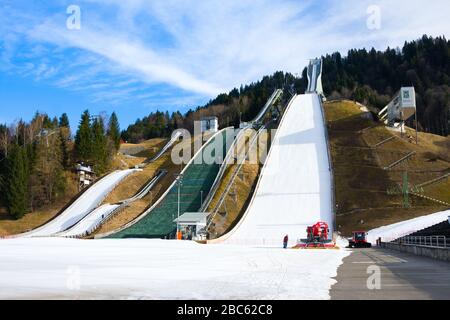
347;231;372;248
294;221;337;249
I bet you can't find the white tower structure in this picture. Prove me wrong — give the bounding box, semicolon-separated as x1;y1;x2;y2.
306;58;324;99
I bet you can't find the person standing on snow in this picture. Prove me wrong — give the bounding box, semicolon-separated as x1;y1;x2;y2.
283;235;289;249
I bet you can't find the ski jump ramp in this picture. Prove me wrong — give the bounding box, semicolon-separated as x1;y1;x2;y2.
17;169;138;238
10;134;179;239
209;93;333;247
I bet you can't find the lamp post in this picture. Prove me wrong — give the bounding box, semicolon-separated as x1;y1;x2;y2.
200;190;203;208
175;173;184;238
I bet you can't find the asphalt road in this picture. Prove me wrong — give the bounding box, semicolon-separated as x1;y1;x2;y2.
331;248;450;300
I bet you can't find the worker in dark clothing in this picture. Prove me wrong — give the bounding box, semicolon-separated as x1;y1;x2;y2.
283;235;289;249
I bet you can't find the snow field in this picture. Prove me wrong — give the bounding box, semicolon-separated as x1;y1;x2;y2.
0;238;350;300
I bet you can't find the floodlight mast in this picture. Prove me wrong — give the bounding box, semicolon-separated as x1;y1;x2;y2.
175;173;184;238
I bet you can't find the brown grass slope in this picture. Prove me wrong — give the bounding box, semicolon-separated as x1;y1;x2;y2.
207;125;274;239
324;100;450;236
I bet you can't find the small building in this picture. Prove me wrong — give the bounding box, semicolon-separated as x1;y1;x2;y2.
173;212;210;240
75;163;95;191
379;87;416;125
200;116;219;133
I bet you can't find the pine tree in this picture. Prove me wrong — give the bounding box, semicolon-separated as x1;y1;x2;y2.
59;113;70;128
51;117;58;129
74;110;93;162
59;128;70;169
92;117;109;173
4;145;28;219
42;116;50;129
107;112;121;152
59;113;71;169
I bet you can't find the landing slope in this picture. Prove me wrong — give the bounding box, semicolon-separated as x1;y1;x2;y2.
212;94;333;246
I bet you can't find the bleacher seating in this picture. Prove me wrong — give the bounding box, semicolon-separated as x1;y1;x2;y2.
410;220;450;238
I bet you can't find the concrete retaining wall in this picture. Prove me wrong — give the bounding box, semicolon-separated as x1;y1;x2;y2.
382;242;450;262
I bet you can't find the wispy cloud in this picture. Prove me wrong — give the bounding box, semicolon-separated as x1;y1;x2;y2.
1;0;449;110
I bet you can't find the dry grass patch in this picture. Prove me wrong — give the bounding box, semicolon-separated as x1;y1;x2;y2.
0;174;78;237
207;163;260;238
324;100;450;236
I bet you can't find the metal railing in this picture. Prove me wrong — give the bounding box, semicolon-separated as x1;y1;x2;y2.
200;89;282;212
417;173;450;188
252;89;283;125
383;151;416;170
199;127;245;212
205;124;267;231
393;236;449;249
95;128;230;239
61;170;167;238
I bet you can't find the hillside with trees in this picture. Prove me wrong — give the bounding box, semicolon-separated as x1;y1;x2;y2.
322;35;449;136
1;35;448;220
122;35;449;143
0;111;121;219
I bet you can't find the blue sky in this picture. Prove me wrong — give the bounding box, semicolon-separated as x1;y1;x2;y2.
0;0;449;130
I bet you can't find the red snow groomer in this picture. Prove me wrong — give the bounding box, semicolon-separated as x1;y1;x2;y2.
347;231;372;248
294;221;337;249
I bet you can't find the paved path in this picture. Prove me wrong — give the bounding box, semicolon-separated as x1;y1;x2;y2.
331;248;450;300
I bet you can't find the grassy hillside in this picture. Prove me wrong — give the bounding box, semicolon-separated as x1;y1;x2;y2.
324;100;450;235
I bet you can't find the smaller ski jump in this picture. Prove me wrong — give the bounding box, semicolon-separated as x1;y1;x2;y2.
18;169;138;238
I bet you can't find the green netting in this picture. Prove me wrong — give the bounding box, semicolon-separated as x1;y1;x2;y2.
109;129;231;239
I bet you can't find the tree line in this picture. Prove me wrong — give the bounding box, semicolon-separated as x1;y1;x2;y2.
321;35;449;136
122;35;449;143
122;71;304;143
0;111;121;219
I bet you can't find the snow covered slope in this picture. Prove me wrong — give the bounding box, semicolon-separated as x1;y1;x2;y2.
19;169;138;238
0;238;349;299
367;209;450;243
56;204;120;238
211;94;333;247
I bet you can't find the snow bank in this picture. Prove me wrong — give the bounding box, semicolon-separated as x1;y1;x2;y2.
367;209;450;243
0;238;350;300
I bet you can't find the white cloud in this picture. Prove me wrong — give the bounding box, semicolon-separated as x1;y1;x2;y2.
1;0;449;107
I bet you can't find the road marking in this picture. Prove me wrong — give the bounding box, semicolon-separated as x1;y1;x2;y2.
384;255;408;263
